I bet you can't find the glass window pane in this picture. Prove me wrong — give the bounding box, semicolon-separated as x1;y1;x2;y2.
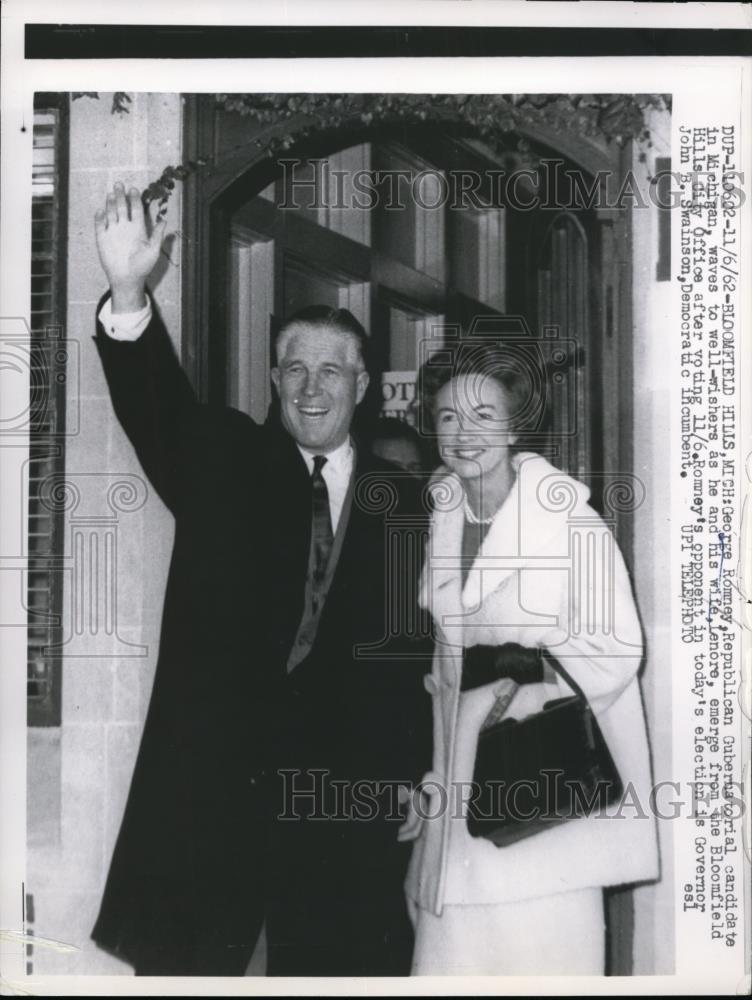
375;144;445;282
283;260;342;317
450;207;506;311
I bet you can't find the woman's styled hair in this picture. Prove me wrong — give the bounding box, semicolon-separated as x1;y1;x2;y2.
417;339;549;442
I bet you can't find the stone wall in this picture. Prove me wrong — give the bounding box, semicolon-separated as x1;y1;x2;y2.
26;92;182;975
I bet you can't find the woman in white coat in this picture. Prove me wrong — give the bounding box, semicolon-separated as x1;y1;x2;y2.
401;348;659;976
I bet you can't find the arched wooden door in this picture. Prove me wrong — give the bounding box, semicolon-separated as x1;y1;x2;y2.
182;99;633;528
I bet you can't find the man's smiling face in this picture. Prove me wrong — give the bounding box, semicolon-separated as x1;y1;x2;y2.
271;322;369;454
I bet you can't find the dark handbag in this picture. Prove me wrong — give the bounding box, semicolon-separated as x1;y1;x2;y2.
466;652;623;847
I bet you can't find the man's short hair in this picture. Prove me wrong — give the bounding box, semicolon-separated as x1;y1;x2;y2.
275;305;369;372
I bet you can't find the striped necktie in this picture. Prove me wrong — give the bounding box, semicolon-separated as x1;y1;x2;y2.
311;455;334;593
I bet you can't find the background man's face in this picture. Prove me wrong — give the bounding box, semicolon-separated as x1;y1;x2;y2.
271;322;369;454
371;436;423;475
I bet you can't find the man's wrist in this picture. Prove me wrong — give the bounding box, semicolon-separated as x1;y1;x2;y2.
110;283;147;314
99;293;151;341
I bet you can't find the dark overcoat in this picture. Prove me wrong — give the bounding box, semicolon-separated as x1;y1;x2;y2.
90;299;432;975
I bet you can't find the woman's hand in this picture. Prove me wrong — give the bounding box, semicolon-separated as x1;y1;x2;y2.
94;182;167;312
397;784;426;842
462;642;545;691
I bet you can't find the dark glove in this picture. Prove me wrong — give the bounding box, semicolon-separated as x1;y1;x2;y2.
461;642;549;692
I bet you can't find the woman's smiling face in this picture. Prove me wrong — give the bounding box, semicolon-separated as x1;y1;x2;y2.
434;374;517;483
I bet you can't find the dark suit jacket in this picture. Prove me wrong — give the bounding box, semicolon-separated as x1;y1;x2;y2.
90;299;432;974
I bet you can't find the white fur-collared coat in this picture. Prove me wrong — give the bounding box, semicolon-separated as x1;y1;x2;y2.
405;452;660;914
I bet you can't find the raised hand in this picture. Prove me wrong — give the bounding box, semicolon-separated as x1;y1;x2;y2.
94;182;167;312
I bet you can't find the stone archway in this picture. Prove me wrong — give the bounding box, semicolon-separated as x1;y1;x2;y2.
179;93;640;397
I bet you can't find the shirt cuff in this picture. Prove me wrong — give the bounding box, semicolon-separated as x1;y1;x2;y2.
98;296;152;341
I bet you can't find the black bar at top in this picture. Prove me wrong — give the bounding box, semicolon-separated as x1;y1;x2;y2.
24;25;752;60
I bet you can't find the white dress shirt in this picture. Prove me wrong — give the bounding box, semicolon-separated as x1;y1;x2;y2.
296;439;354;535
98;296;354;531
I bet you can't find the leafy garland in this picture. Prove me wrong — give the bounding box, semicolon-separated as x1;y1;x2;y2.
72;91;670;209
71;93;205;216
72;91;132;115
217;92;669;162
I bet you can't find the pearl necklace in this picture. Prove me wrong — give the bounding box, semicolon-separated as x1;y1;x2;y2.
463;496;495;525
